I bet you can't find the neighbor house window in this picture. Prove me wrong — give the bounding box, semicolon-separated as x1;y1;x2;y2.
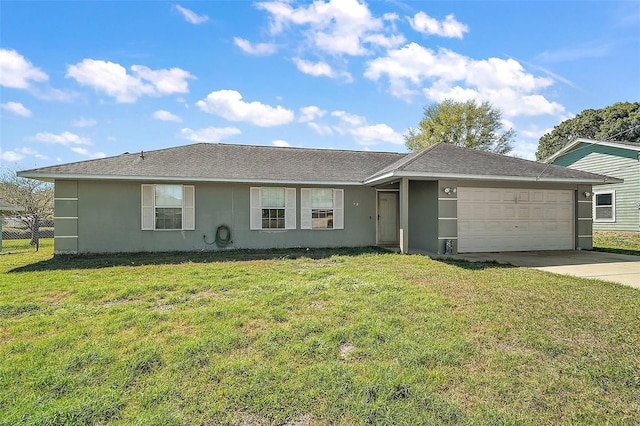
301;188;344;230
250;187;296;230
141;184;195;230
594;191;615;222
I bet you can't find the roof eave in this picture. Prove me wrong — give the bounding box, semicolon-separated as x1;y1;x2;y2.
16;171;365;186
364;170;622;185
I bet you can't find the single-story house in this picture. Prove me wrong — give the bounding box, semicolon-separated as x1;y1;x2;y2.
17;142;620;255
546;138;639;232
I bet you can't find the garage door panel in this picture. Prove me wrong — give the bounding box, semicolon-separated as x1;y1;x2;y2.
458;187;574;253
517;206;530;218
503;191;516;202
531;206;544;219
558;205;572;220
558;191;572;203
486;190;501;202
503;205;516;218
532;191;544;203
458;203;473;220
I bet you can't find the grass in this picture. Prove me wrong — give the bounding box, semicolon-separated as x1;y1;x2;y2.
1;241;639;425
593;231;640;255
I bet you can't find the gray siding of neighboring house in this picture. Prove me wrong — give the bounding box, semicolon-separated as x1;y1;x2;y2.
553;144;640;232
54;180;379;254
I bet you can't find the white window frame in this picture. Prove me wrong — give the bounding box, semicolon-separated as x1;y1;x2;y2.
250;187;296;230
593;191;615;223
141;184;195;231
300;188;344;230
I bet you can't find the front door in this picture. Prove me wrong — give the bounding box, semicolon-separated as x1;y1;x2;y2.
378;191;399;244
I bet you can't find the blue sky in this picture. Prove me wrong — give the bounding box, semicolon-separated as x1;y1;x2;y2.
1;1;639;171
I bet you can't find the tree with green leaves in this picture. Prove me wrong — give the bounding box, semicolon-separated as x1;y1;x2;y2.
0;170;53;249
405;99;515;154
536;102;640;161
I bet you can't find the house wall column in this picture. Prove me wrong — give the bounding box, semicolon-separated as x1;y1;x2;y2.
576;184;593;250
437;180;458;254
399;177;409;254
54;180;79;254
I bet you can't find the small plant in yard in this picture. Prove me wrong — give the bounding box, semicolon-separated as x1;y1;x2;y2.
1;242;639;425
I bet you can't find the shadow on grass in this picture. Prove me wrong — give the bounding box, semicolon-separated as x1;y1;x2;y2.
593;247;640;256
430;257;516;271
9;246;392;273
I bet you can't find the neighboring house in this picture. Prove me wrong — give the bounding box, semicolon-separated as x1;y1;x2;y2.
546;138;640;232
18;142;618;255
0;200;24;251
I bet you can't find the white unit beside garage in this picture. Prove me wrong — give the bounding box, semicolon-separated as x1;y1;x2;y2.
457;187;574;253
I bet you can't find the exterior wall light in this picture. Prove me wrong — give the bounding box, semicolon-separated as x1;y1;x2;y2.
443;187;456;194
583;191;592;198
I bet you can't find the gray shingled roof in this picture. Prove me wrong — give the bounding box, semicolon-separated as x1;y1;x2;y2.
18;143;405;184
19;142;616;185
364;143;618;183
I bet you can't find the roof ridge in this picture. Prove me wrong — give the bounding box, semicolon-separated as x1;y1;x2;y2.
213;142;404;155
394;142;443;171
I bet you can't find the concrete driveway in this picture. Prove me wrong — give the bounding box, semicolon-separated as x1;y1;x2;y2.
441;250;640;289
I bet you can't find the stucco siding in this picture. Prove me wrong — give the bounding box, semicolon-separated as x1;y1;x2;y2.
408;181;438;252
553;144;640;232
69;180;378;253
54;180;78;253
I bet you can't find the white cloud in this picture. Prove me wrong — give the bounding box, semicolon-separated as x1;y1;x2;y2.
234;37;277;56
365;42;564;117
175;5;209;24
0;49;48;89
299;105;326;122
196;90;295;127
349;124;404;146
293;58;353;81
13;147;48;160
331;110;366;126
30;131;91;146
408;12;468;39
72;117;97;127
256;0;404;56
66;59;195;103
152;110;182;122
0;101;32;118
130;65;194;95
307;122;333;135
307;109;403;146
293;57;334;78
69;147;106;159
272;140;291;147
0;150;25;162
180;126;242;143
520;125;553;139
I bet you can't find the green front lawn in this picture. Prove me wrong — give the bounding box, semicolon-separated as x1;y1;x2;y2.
594;231;640;255
1;244;639;425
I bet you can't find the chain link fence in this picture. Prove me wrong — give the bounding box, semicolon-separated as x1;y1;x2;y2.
1;215;54;253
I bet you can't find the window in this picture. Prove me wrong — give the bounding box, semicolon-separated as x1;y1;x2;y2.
141;184;195;230
250;187;296;230
594;191;615;222
301;188;344;230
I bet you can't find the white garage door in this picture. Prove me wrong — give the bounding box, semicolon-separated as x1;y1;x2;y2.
457;188;574;253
